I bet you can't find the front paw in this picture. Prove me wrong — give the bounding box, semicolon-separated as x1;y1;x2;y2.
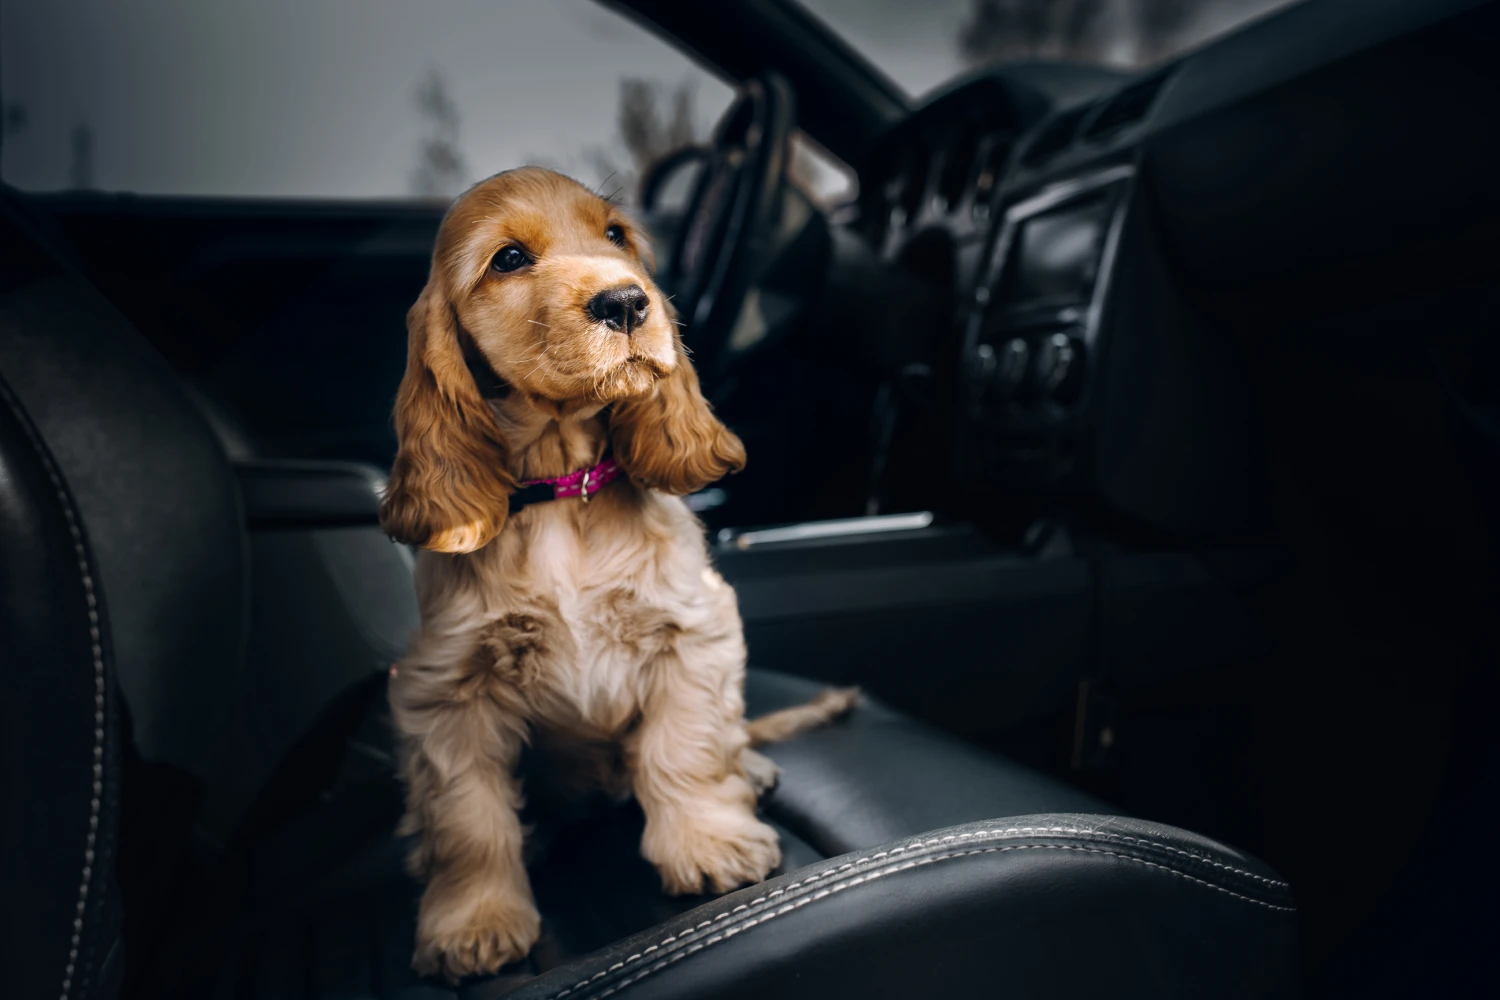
644;805;782;896
413;889;541;983
741;748;782;798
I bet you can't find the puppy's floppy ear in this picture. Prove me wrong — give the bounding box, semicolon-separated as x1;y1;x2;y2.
380;279;516;552
609;319;745;496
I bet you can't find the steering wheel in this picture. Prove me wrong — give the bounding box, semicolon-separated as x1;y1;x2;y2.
658;74;795;384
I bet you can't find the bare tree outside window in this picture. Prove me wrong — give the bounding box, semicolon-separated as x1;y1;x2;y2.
586;78;700;200
410;71;470;200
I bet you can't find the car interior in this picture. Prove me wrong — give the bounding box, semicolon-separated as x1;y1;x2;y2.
2;0;1497;997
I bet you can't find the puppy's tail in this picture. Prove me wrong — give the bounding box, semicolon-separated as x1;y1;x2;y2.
746;686;860;747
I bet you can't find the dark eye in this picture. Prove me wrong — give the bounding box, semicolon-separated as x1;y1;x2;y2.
605;224;626;248
491;246;530;272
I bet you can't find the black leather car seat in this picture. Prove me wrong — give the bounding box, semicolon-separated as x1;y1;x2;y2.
0;191;1299;999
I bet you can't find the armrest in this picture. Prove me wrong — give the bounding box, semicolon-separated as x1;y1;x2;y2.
508;815;1298;1000
234;459;387;529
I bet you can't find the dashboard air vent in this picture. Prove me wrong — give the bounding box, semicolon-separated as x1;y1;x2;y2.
1083;71;1171;142
1020;103;1092;168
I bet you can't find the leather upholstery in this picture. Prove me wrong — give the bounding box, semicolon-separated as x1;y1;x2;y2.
236;459;387;528
160;670;1296;999
506;815;1297;1000
0;371;124;1000
0;199;245;782
202;463;417;840
746;670;1109;854
184;781;1298;997
179;671;1108;991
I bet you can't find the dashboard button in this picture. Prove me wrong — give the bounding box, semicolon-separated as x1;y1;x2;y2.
994;337;1030;399
965;343;996;401
1035;332;1084;404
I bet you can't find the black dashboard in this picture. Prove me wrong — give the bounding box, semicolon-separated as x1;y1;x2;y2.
855;0;1500;538
859;76;1028;255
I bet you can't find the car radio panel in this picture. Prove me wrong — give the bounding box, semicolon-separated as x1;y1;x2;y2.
1000;196;1111;313
963;166;1132;429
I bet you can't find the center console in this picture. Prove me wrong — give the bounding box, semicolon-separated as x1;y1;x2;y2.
942;58;1275;542
958;165;1134;492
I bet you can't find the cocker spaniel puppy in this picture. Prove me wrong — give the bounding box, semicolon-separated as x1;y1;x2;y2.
380;167;855;982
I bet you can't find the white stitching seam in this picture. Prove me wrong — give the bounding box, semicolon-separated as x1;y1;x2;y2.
1073;829;1289;886
859;826;1289;887
1;382;107;1000
548;835;1295;999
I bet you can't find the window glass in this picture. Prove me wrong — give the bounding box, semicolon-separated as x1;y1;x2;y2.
0;0;734;200
797;0;1304;99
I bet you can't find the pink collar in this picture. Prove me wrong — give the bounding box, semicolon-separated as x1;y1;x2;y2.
518;455;622;504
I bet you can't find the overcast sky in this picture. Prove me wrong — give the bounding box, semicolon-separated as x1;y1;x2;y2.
0;0;741;198
801;0;973;97
1;0;1291;200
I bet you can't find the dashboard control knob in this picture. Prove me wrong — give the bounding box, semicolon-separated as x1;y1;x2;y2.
1035;332;1083;403
994;337;1029;398
965;343;996;401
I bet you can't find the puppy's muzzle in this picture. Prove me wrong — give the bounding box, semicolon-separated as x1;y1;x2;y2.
587;284;650;335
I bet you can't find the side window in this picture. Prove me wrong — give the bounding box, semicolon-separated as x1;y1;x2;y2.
0;0;733;202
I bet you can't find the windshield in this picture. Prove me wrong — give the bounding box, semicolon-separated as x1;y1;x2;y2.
0;0;736;200
0;0;856;205
796;0;1303;98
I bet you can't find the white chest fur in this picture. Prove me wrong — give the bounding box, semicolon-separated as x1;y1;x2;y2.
438;488;738;737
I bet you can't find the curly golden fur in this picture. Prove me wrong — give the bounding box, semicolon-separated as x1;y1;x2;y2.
380;167;855;982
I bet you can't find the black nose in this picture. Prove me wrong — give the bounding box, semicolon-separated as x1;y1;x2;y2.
586;284;650;334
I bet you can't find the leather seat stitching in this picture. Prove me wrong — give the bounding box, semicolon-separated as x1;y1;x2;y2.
549;838;1294;999
910;826;1288;886
0;379;107;1000
766;825;1283;889
1028;828;1286;885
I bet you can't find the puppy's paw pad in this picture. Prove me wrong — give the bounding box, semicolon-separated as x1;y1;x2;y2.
650;814;781;897
413;897;541;983
741;748;782;797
